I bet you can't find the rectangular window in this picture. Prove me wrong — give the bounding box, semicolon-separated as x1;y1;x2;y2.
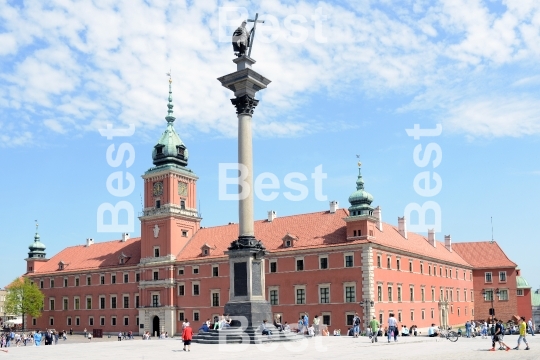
112;275;116;284
75;278;80;286
377;255;381;268
428;265;431;275
346;314;355;326
111;317;117;326
387;258;391;269
457;290;460;302
431;288;435;302
420;264;423;274
212;266;219;277
320;257;328;269
431;309;434;319
499;289;508;301
485;272;492;283
67;317;72;326
178;285;185;296
422;310;425;320
74;298;80;310
517;289;524;296
296;288;306;305
178;268;184;275
320;287;330;304
212;292;220;307
89;317;94;326
135;295;139;308
124;317;129;326
193;283;200;296
178;312;185;321
421;288;425;302
100;275;105;285
100;317;105;326
124;274;129;283
465;290;467;302
388;286;393;302
270;290;279;305
193;266;199;274
396;259;401;270
499;272;507;282
152;295;159;307
86;297;92;310
296;259;304;271
153;271;159;280
76;317;80;326
398;312;402;322
194;311;200;322
323;314;331;326
377;285;382;302
111;296;117;309
51;279;55;288
345;254;353;268
410;311;414;321
40;280;44;289
154;247;160;257
64;278;68;287
345;286;356;303
397;287;402;302
410;287;414;302
63;298;68;310
100;297;105;309
270;261;277;273
87;276;91;286
50;299;55;310
484;290;493;301
136;273;140;282
471;291;473;301
123;296;129;308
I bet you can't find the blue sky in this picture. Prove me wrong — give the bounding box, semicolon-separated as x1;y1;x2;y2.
1;0;539;291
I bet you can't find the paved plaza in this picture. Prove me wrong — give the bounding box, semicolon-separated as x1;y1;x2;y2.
1;334;539;359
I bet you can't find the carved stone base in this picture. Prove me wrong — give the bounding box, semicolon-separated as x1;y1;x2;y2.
224;300;273;331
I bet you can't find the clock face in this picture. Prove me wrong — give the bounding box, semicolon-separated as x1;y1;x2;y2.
153;182;163;196
178;181;188;196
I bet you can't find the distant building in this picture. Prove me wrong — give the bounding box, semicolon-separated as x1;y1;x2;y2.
21;82;533;336
532;289;540;329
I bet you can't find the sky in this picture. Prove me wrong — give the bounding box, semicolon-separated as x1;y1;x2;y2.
0;0;539;292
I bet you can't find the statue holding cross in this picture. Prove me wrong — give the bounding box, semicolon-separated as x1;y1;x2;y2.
231;13;264;58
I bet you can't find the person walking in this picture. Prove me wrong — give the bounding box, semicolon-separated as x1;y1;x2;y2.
353;313;361;338
313;315;320;336
465;320;471;338
387;313;398;342
118;332;122;341
489;320;510;352
83;328;87;338
182;324;193;352
303;313;309;335
369;316;380;343
514;317;531;350
528;318;535;336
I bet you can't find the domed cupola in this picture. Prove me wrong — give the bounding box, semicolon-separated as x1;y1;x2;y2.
28;221;46;259
152;77;189;167
348;162;374;217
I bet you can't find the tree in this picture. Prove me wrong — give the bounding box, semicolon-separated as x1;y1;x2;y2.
4;277;44;330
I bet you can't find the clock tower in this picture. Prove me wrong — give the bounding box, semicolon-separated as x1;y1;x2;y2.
138;77;201;336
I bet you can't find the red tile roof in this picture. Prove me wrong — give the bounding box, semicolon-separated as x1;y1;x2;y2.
178;209;470;267
452;241;517;269
32;237;141;274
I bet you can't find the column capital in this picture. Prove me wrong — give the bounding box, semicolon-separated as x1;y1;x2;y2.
231;95;259;116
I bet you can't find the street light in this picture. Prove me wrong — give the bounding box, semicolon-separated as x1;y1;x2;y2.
482;288;500;326
360;299;375;333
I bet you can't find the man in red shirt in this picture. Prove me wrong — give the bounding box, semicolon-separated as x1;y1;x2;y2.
182;325;193;352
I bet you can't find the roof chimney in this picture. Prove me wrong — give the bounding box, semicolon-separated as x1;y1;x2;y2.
398;216;407;239
444;234;452;252
267;210;276;222
86;238;94;247
121;233;130;242
329;201;339;214
373;206;383;231
428;229;436;247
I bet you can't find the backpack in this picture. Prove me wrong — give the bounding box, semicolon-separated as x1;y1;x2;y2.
354;317;360;326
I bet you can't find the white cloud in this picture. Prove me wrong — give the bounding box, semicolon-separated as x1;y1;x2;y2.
0;0;539;144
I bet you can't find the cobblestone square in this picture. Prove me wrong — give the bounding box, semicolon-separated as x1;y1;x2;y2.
2;334;539;360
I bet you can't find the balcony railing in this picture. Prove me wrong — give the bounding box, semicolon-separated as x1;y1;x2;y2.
139;204;199;218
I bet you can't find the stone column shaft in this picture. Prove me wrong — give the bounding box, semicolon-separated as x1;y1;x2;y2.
238;113;254;237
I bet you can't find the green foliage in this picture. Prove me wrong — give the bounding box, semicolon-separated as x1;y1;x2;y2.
5;277;44;320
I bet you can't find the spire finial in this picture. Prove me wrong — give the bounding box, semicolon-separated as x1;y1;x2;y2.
35;219;39;232
165;70;175;123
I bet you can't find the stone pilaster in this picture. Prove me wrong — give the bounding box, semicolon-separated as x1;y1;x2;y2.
361;245;375;329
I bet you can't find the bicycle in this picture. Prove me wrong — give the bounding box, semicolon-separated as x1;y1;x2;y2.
439;327;459;342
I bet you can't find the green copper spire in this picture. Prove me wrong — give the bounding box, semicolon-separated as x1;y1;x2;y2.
348;162;374;217
165;75;175;123
152;75;189;167
28;220;46;259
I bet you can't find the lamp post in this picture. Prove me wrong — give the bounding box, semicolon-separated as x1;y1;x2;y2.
360;299;375;334
482;288;500;325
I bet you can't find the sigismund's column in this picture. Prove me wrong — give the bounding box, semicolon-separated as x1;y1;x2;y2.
218;56;272;341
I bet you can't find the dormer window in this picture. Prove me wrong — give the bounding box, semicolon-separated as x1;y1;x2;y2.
177;146;185;157
156;145;164;155
201;244;213;257
58;261;66;271
118;253;130;265
282;233;298;248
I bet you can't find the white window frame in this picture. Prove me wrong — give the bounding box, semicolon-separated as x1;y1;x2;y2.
269;259;277;273
178;267;185;275
153;246;160;258
100;316;105;326
319;254;329;270
178;282;186;296
498;289;509;301
517;289;524;296
295;257;304;271
99;295;106;309
295;285;306;305
344;252;354;268
268;286;279;306
110;295;117;309
192;281;200;296
193;310;200;322
210;289;220;307
321;312;331;326
344;282;356;303
212;265;219;277
89;316;94;326
178;310;185;321
192;266;199;274
318;283;331;304
484;272;493;283
111;316;117;326
499;271;507;282
62;296;69;310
